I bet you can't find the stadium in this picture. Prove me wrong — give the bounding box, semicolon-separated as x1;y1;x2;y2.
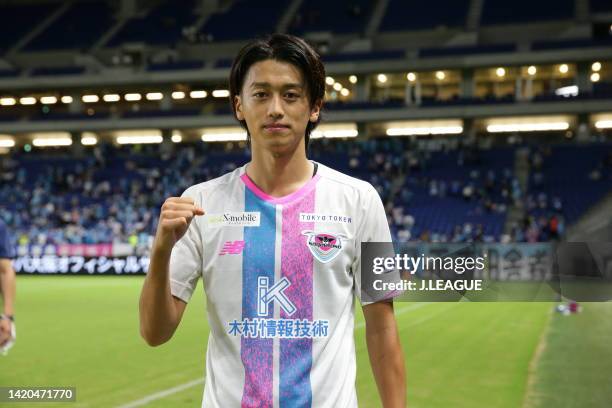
1;0;611;407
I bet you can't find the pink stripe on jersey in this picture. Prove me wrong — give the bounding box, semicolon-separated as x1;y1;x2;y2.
279;183;316;405
240;172;321;205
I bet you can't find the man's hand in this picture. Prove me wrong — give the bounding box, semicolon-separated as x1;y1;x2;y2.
0;317;15;354
0;317;11;346
154;197;205;253
139;196;203;347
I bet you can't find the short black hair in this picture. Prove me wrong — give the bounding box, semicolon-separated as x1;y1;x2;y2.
229;34;326;148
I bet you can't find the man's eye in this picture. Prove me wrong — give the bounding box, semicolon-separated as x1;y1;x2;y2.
285;93;299;99
254;92;267;98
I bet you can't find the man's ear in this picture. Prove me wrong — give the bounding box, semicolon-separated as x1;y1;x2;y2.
309;99;323;122
234;95;244;121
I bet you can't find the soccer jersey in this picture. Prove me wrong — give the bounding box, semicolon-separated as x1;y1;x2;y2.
169;161;391;408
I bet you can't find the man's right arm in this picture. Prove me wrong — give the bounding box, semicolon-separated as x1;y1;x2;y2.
139;197;204;347
0;258;16;348
139;246;188;346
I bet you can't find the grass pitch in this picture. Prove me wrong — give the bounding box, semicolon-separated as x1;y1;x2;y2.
3;276;610;407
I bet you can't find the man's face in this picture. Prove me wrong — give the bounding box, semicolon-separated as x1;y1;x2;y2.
234;59;321;157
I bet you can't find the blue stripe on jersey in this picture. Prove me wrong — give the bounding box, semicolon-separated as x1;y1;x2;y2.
241;188;276;407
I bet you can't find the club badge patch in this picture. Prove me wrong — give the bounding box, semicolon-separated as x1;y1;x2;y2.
301;231;346;263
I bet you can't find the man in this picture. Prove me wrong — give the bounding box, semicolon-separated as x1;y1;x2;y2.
140;34;406;407
0;218;16;355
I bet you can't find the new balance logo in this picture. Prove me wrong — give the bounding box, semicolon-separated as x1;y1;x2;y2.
219;240;245;255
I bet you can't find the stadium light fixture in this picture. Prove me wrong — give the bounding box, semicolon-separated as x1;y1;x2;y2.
189;90;207;99
103;94;121;102
115;129;162;144
202;133;246;142
81;132;98;146
172;91;186;100
40;96;58;104
486;122;569;133
527;66;537;76
558;64;569;74
201;127;247;142
19;97;37;105
386;126;463;136
146;92;164;101
496;67;506;78
117;136;162;144
116;135;163;144
82;95;99;103
212;90;230;98
590;73;600;82
595;120;612;129
435;71;446;80
0;136;15;148
555;85;579;98
386;120;463;136
349;75;357;84
310;123;358;139
125;93;142;101
171;132;182;143
311;130;357;139
377;74;387;83
0;97;16;106
333;82;343;91
311;129;358;139
61;95;73;104
325;76;335;85
407;72;416;82
32;132;73;147
591;62;601;72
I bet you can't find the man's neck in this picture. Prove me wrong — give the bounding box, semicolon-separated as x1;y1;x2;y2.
247;146;314;198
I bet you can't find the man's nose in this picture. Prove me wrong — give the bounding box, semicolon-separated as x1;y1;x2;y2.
267;95;284;118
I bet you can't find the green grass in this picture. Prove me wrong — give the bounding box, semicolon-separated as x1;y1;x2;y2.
2;276;610;407
524;303;612;408
4;276;208;408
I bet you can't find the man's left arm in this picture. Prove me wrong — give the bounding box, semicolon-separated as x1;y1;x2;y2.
363;301;406;408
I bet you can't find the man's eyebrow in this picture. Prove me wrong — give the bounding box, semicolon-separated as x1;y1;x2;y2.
249;82;304;89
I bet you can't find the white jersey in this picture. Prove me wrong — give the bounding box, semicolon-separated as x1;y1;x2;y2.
169;161;391;408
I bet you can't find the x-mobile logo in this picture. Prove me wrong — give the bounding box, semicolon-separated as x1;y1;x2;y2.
219;240;245;255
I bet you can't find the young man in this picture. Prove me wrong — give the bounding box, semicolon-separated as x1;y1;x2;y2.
140;34;406;407
0;218;16;355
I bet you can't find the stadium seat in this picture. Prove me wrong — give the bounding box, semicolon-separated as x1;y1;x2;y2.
380;0;470;32
481;0;574;25
107;0;198;47
25;1;115;51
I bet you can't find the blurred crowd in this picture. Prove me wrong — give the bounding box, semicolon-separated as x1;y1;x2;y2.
1;138;610;250
0;143;243;251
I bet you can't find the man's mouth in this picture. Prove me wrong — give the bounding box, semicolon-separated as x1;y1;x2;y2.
264;123;290;131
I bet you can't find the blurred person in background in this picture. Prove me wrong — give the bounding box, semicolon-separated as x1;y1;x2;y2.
0;218;16;355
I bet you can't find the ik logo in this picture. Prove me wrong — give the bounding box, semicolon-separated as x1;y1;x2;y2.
257;276;296;317
301;231;346;263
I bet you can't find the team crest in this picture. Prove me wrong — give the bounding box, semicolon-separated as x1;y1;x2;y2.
301;231;346;263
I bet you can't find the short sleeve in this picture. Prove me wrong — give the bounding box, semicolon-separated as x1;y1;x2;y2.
168;188;204;303
352;184;395;305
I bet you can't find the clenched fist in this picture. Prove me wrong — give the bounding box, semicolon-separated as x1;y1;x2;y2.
153;197;205;254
